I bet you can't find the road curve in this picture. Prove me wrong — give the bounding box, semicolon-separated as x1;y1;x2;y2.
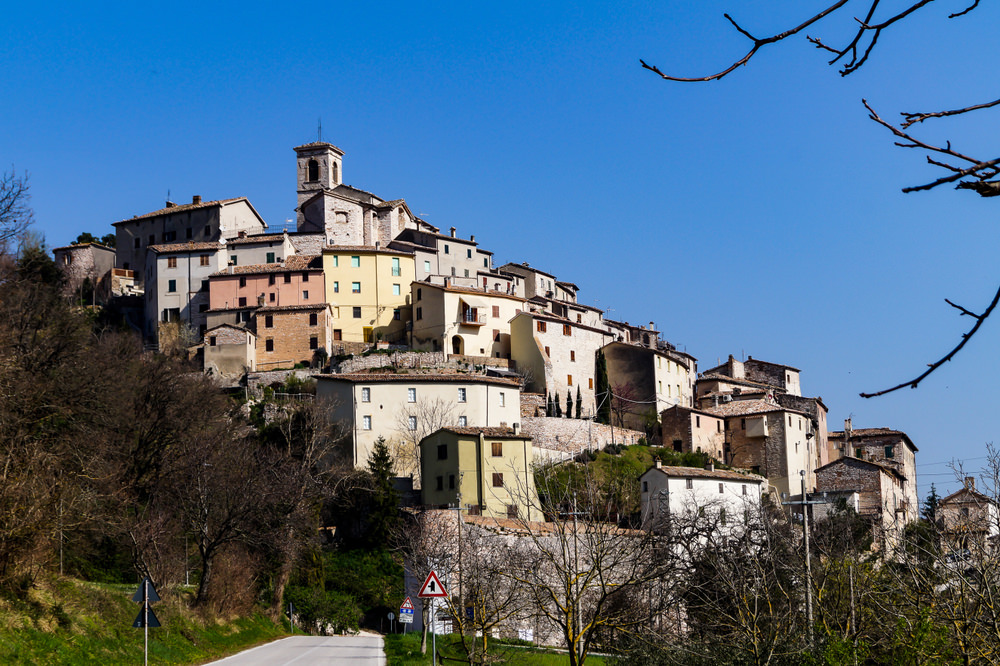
204;635;385;665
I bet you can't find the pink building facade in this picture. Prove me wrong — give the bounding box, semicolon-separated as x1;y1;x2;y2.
208;256;325;311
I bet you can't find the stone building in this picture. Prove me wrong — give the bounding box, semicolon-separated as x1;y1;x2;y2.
827;427;918;522
419;426;542;521
145;241;226;341
52;242;116;304
660;405;725;459
253;303;332;371
814;456;913;550
294;142;438;246
410;281;526;359
203;324;256;376
938;477;999;556
639;460;765;533
114;195;267;285
702;397;818;497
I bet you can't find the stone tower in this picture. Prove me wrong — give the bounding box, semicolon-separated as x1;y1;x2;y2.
294;142;344;221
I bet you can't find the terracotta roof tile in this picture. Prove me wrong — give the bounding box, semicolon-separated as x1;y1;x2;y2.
114;197;246;225
210;255;321;276
323;245;415;256
702;398;805;418
227;234;287;245
435;426;529;439
646;465;766;483
313;372;520;387
149;241;223;254
255;304;328;313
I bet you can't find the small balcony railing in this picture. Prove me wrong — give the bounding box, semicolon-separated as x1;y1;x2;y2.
460;311;486;326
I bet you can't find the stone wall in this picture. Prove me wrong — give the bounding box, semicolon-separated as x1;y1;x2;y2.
332;351;449;373
257;309;325;370
247;368;314;392
522;416;645;459
521;392;545;419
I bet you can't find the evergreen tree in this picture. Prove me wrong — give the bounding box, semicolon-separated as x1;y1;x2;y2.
566;391;573;419
366;437;398;548
921;484;940;525
555;395;563;418
546;394;554;417
595;349;611;424
575;386;583;419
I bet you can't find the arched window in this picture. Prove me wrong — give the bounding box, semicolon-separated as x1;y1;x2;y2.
307;159;319;182
332;161;339;183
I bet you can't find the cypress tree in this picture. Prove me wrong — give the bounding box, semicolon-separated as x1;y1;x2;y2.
576;386;583;419
595;349;611;424
566;391;572;419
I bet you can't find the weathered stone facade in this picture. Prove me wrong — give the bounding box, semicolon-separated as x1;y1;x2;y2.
660;405;725;460
827;427;918;520
53;242;116;303
254;304;331;370
521;416;644;461
814;456;912;549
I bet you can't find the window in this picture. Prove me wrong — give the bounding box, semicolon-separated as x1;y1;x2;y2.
351;256;360;268
332;256;339;267
855;448;863;458
719;483;724;494
408;416;417;431
742;484;747;496
239;277;247;288
507;505;519;519
200;279;209;291
266;252;275;263
492;305;500;318
424;260;430;273
437;444;448;460
717;422;722;433
537;320;547;333
209;336;216;347
167;279;177;292
570;351;576;362
333;329;342;340
283;273;291;284
230;255;237;265
394;308;400;320
352;282;361;293
416;288;422;300
449;474;455;490
307;158;319;182
493;329;500;342
492;473;503;488
309;336;318;350
362;415;372;430
467;249;472;258
492;442;503;457
458;416;467;426
544;346;550;357
333;281;339;293
238;297;247;307
799;418;803;431
451;267;456;276
499;392;505;407
885;445;895;459
741;418;746;430
392;284;400;296
661;381;666;395
199;255;210;266
265;338;274;352
302;272;309;282
163;231;176;242
464;269;469;277
361;387;371;402
301;289;309;299
269;292;276;302
269;274;276;286
408;388;416;403
696;415;701;427
458;388;467;402
204;225;211;237
391;257;401;276
642;481;648;492
416;307;422;320
444;244;449;254
789;416;792;427
589;378;593;389
567;375;573;386
353;307;361;318
167;257;177;268
720;509;727;525
563;324;572;336
686;479;693;489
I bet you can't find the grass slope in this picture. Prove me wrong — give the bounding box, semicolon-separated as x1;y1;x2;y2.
0;575;287;665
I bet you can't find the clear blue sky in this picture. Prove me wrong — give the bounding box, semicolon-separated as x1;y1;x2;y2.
3;1;998;498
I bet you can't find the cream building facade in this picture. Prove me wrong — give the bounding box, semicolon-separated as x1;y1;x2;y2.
411;282;526;358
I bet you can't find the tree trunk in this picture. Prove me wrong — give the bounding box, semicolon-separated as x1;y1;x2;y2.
421;603;429;654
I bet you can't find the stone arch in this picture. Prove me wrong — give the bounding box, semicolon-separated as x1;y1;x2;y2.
307;159;319;182
452;335;463;356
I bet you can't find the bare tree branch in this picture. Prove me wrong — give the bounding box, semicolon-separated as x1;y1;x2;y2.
901;96;1000;128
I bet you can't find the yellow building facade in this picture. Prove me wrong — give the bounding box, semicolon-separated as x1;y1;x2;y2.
420;427;542;522
322;246;415;344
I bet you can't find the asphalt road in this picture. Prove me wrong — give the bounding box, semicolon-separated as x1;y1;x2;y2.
204;635;386;665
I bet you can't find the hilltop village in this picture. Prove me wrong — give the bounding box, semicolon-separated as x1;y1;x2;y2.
55;140;924;546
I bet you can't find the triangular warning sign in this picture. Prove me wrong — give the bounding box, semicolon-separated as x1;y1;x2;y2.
418;570;448;598
132;608;161;628
131;577;161;604
400;596;415;610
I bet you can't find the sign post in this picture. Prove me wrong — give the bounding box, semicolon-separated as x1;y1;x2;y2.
418;571;449;665
130;577;161;666
399;596;415;633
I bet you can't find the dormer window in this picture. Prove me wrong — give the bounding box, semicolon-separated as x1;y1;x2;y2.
307;159;319;182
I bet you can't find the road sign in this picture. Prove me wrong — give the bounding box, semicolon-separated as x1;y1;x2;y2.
132;608;161;628
418;570;448;598
131;577;161;603
400;596;415;610
388;612;395;621
131;576;161;666
399;610;413;624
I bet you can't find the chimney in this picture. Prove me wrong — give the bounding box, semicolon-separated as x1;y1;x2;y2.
192;195;202;205
705;461;715;472
227;263;234;274
649;321;655;331
965;476;976;491
654;457;661;469
450;227;456;238
165;201;176;208
470;235;475;242
512;422;519;436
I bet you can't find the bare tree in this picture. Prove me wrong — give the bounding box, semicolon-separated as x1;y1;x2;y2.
0;169;33;253
642;2;998;397
393;397;457;483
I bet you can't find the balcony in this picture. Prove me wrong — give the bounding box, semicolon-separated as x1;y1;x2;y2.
460;309;486;326
391;267;401;276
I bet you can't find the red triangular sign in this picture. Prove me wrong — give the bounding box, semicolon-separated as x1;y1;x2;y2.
400;596;415;610
418;571;448;598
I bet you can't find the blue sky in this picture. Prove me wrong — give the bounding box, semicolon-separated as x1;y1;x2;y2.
3;1;998;498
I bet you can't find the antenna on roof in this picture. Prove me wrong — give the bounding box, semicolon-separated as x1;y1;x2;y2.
317;117;322;142
166;189;171;202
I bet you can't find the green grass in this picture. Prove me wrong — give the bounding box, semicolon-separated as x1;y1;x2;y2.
384;632;607;665
0;575;287;665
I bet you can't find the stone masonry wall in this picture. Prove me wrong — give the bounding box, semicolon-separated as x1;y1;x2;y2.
521;392;546;419
522;416;645;459
257;310;325;370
